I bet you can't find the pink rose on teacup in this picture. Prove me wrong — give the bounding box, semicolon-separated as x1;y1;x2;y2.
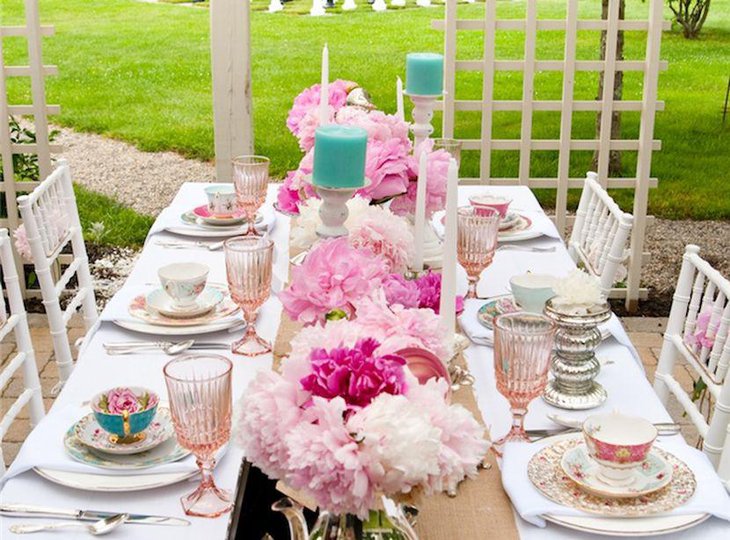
106;388;141;414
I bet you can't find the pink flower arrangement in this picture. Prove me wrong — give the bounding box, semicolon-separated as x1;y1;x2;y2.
13;225;32;262
106;388;140;414
390;140;451;217
286;79;354;151
279;237;388;325
691;311;715;350
236;325;487;518
382;271;465;314
348;205;414;273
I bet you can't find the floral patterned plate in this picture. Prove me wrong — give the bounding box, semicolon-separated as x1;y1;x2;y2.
74;408;174;455
528;438;696;517
477;295;519;331
192;204;247;226
145;287;224;319
561;443;673;499
129;284;238;327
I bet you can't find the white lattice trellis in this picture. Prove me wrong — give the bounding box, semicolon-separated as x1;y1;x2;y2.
433;0;666;309
1;0;62;297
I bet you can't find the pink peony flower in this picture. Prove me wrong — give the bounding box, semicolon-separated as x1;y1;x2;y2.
348;206;414;273
286;79;353;144
359;137;411;201
105;388;140;414
382;274;421;309
284;396;374;518
415;271;465;314
691;311;715;350
235;370;304;479
390;141;451;217
13;225;32;262
279;237;388;325
300;338;407;410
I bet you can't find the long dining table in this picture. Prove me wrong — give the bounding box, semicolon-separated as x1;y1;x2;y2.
1;182;728;539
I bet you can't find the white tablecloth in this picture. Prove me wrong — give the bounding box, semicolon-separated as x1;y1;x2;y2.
1;183;728;540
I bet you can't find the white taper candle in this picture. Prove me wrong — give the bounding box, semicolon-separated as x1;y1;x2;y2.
319;44;329;126
412;150;428;272
439;158;458;334
396;76;405;121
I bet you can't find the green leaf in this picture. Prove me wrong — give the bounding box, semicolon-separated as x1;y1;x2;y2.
138;392;150;410
98;394;110;413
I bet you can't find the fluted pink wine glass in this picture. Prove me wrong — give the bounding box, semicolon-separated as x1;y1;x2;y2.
232;155;270;236
493;313;556;447
225;236;273;356
164;354;233;518
457;206;501;299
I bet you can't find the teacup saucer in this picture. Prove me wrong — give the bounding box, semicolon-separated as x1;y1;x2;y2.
192;205;247;226
145;287;224;319
561;443;673;499
74;408;174;455
477;295;519;331
499;211;520;231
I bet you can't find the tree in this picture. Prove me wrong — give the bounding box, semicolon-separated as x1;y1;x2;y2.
593;0;625;175
668;0;712;38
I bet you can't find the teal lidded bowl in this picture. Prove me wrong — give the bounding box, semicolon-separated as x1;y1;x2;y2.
91;386;159;444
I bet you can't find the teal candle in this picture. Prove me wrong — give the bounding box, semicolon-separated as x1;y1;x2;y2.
312;125;368;188
406;53;444;96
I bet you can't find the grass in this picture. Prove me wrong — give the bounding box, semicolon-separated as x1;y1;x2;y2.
2;0;729;220
74;185;154;246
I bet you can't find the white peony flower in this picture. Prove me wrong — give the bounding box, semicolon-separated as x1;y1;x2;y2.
290;196;371;250
551;269;605;313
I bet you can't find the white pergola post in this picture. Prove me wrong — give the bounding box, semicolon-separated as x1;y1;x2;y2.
210;0;254;183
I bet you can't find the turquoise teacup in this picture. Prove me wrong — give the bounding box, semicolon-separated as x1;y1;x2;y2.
91;386;159;444
509;274;556;314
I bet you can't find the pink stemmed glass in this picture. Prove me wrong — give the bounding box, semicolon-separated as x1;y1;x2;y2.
163;354;233;518
457;206;501;299
232;155;270;236
224;236;273;356
493;313;556;447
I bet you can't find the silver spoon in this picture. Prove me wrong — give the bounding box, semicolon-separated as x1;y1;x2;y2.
547;413;681;434
104;339;195;355
10;513;129;535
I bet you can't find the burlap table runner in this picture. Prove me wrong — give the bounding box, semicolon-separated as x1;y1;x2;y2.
271;298;519;539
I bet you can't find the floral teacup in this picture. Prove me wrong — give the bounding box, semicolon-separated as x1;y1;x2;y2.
509;273;556;314
469;194;512;219
205;185;238;217
158;262;209;308
91;386;159;444
583;412;657;487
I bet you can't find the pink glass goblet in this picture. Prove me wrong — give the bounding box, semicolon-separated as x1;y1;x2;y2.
493;313;556;447
457;206;501;299
224;236;273;356
232;155;270;236
163;354;233;518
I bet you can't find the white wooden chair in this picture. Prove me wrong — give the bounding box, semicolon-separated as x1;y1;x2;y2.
17;160;97;391
653;245;730;480
0;228;45;474
568;172;634;297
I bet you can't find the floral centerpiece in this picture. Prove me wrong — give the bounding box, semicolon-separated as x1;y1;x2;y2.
550;269;606;315
277;81;449;217
236;329;488;518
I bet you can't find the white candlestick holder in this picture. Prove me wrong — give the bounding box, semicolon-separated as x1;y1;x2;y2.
407;93;439;151
308;177;370;239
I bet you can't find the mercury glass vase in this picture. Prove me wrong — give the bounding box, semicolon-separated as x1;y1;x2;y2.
542;299;612;410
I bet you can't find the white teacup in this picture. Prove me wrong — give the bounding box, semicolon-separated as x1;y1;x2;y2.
509;274;556;314
583;412;658;487
205;185;237;217
158;263;209;308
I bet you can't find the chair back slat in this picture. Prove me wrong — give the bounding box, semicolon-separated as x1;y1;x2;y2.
17;160;98;391
568;172;633;294
0;229;45;474
654;245;730;474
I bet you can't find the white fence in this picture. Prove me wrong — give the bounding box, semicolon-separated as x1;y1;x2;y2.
433;0;666;310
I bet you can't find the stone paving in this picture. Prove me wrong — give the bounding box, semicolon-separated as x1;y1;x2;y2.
1;315;702;469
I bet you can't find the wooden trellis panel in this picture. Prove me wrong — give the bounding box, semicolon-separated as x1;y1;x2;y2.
433;0;666;310
1;0;62;297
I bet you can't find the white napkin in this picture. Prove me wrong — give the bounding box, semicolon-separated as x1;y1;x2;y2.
1;405;205;485
501;438;730;528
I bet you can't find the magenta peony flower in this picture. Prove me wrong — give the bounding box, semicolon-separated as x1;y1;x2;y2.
105;388;140;414
301;338;407;410
286;79;353;142
13;225;32;262
382;274;421;309
415;271;465;314
390;141;451;217
279;237;388;325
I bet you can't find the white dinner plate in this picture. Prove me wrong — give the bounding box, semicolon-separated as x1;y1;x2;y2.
431;210;543;243
165;205;275;238
113;316;242;336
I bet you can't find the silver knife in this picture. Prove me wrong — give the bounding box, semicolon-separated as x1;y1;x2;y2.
0;504;190;526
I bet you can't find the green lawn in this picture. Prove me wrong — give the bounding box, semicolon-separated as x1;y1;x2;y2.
3;0;729;220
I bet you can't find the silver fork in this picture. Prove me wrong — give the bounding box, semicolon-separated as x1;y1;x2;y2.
497;245;556;253
154;240;225;251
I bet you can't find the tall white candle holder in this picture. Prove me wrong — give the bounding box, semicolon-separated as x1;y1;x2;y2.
422;222;444;268
307;177;370;239
407;93;439;151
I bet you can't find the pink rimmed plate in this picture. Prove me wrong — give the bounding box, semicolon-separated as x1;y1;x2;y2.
129;284;238;327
